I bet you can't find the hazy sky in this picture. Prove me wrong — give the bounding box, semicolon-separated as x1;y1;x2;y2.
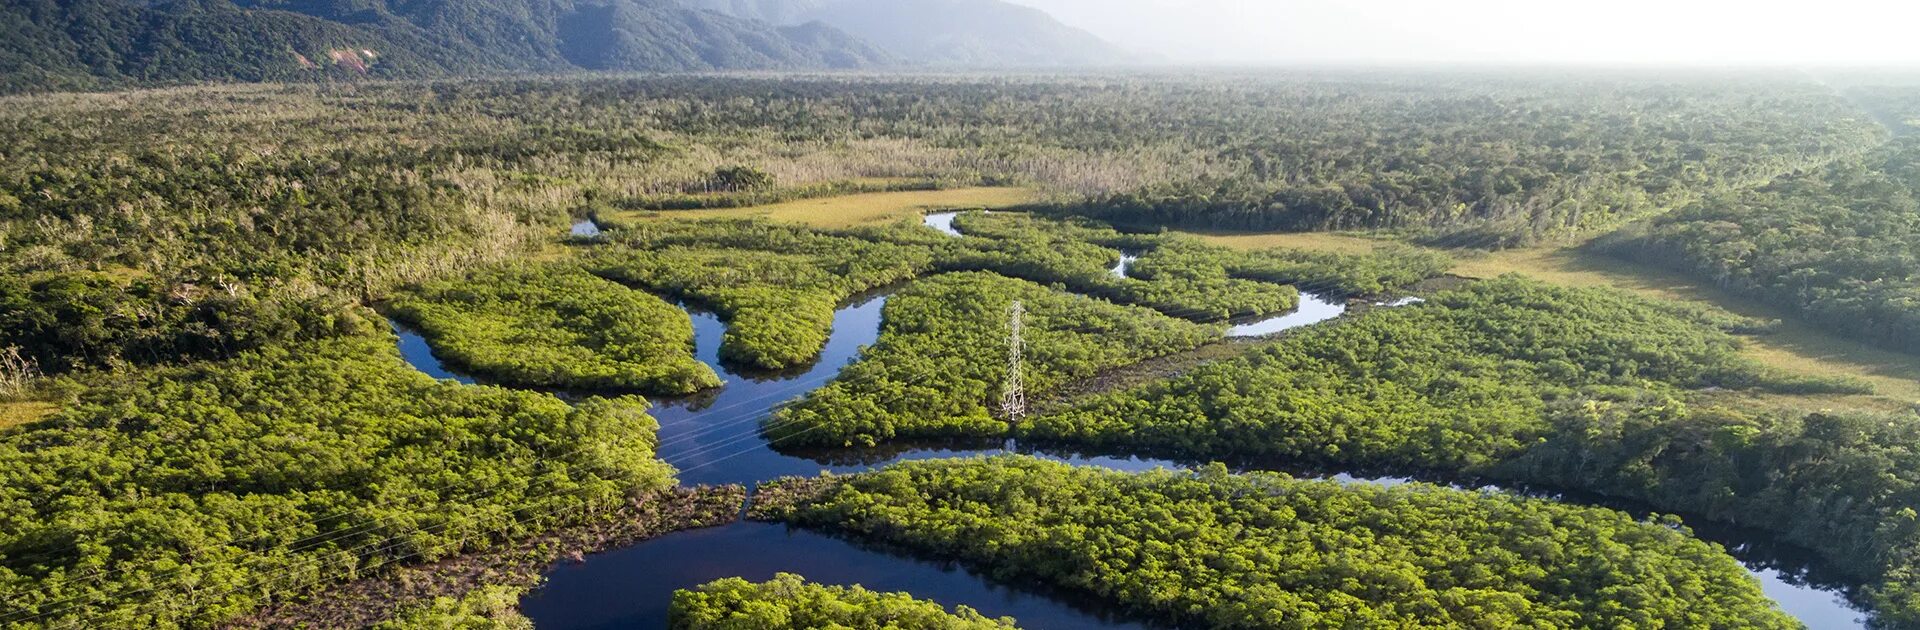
1005;0;1920;66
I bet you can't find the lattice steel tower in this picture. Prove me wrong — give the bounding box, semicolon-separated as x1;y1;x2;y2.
1001;300;1027;422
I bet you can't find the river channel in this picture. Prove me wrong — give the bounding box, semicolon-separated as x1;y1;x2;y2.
386;216;1867;629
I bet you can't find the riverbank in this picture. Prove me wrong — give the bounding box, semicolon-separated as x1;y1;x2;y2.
225;486;745;629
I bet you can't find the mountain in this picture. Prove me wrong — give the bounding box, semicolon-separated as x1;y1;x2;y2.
687;0;1132;66
0;0;893;93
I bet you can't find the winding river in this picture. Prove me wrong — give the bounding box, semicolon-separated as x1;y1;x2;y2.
390;214;1865;629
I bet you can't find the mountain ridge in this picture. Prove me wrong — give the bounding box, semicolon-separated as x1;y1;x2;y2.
0;0;895;93
687;0;1134;66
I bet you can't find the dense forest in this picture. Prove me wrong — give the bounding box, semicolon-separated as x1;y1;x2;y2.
1031;277;1854;467
585;211;1433;373
375;585;532;630
591;219;936;370
1028;277;1920;624
1599;136;1920;354
0;335;676;627
0;74;1883;381
388;264;720;395
2;72;1919;627
686;0;1130;67
0;0;893;93
770;271;1223;446
671;573;1019;629
758;457;1799;628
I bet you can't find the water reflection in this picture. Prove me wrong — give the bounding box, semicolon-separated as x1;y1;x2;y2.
1226;291;1348;337
1109;252;1139;279
923;211;965;237
570;218;602;238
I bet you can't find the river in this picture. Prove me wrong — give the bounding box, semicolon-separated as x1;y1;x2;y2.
388;213;1866;629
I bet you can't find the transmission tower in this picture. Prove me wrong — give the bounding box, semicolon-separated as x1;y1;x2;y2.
1001;300;1027;422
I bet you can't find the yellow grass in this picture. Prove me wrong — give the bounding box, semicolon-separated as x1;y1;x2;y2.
1188;227;1920;404
1452;244;1920;403
0;401;56;429
613;187;1043;229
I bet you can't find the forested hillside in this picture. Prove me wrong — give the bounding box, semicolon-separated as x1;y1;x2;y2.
689;0;1133;66
0;0;891;94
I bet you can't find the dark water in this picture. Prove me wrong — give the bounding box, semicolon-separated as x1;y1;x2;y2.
391;280;1867;629
520;522;1158;630
391;320;476;385
654;294;1188;487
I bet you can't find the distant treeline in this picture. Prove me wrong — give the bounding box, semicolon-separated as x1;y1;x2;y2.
1598;135;1920;355
0;74;1890;375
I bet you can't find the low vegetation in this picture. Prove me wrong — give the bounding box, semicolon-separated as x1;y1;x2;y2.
671;573;1019;630
758;457;1798;628
388;264;720;394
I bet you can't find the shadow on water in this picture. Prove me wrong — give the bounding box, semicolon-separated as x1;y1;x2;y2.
390;320;476;385
389;269;1869;629
519;521;1161;630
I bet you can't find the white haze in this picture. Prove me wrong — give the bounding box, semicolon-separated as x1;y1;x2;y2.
1005;0;1920;66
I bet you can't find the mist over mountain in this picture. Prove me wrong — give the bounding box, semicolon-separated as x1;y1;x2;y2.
688;0;1133;66
0;0;894;93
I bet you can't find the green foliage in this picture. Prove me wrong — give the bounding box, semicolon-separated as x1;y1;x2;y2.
1229;244;1454;297
772;272;1220;447
0;271;360;373
1598;135;1920;354
670;573;1019;630
1028;277;1920;624
374;585;533;630
0;0;892;94
946;212;1447;300
1030;276;1840;468
0;334;674;627
587;213;1410;372
764;457;1797;629
591;220;935;370
1031;76;1883;246
706;166;777;193
944;213;1301;319
388;263;720;395
1507;398;1920;623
